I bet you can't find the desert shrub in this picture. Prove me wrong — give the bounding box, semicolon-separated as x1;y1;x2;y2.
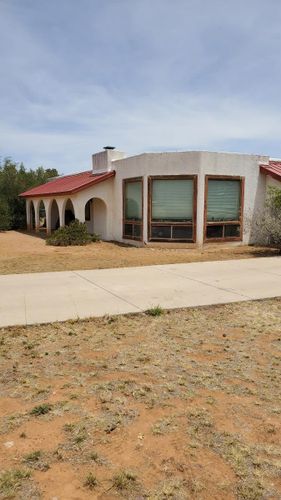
251;187;281;250
46;219;92;246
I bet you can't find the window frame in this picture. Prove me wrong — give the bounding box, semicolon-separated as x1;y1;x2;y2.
122;177;143;241
148;175;197;242
204;175;245;243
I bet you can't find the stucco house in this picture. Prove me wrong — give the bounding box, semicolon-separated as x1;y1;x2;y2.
20;147;281;246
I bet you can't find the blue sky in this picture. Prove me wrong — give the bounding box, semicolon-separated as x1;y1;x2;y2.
1;0;281;174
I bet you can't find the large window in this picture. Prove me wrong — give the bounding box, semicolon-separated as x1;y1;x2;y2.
205;176;244;241
148;176;197;242
123;178;143;240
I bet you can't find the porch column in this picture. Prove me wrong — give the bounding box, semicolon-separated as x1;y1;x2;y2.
73;201;85;223
44;199;52;235
26;199;31;231
56;198;66;228
33;199;40;232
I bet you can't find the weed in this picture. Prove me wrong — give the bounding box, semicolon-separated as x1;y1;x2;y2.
112;470;137;490
84;472;98;489
30;403;52;416
146;305;164;317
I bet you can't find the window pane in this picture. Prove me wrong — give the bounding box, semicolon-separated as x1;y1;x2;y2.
125;181;142;220
151;225;171;239
124;224;133;236
152;179;193;221
207;179;241;222
133;224;141;238
225;224;240;237
206;225;223;239
172;226;193;239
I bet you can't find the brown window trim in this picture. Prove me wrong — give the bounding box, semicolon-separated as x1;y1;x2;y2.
123;177;143;241
148;175;197;243
204;175;245;243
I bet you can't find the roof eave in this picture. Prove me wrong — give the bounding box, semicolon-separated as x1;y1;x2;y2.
19;171;116;198
260;165;281;182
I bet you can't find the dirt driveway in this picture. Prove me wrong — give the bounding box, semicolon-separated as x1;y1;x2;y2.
0;231;278;275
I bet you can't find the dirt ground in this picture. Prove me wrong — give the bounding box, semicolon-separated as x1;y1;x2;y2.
0;299;280;499
0;230;278;275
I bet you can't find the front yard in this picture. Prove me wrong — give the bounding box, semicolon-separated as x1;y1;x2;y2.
0;231;278;275
0;299;280;499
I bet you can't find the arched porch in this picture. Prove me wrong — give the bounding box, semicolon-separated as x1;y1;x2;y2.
84;197;107;239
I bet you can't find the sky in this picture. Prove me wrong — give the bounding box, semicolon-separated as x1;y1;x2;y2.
1;0;281;174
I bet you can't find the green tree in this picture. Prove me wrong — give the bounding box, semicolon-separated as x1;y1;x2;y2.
0;199;12;230
252;186;281;251
0;158;58;229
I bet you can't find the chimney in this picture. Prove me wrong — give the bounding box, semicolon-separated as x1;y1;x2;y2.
92;146;125;173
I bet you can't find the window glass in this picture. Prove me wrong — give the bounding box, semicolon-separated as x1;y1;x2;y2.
152;179;193;221
125;181;142;220
206;225;223;239
207;180;240;222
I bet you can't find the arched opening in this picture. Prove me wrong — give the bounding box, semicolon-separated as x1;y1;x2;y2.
84;197;107;239
64;199;75;226
50;199;60;231
39;200;46;230
29;201;35;230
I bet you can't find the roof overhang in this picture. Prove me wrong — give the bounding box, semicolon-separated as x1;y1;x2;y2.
20;171;116;198
260;162;281;182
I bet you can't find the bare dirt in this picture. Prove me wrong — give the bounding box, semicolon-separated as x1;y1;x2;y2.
0;299;281;499
0;230;278;275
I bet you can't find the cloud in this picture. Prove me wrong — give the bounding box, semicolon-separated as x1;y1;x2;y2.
1;0;281;171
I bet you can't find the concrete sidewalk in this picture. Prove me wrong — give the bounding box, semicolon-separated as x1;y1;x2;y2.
0;256;281;327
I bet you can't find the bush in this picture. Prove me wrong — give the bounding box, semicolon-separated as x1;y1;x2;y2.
252;187;281;251
0;199;12;231
46;219;93;246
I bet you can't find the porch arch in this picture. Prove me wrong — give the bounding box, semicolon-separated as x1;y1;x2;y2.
50;199;60;231
84;197;107;239
38;200;47;230
29;200;35;230
64;198;75;226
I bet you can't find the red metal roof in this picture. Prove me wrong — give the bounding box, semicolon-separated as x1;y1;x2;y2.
20;170;115;197
260;161;281;182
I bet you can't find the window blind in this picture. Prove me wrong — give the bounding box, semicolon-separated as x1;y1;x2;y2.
125;181;142;220
207;179;241;222
152;179;193;221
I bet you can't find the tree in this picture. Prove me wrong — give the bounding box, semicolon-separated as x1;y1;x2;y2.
252;186;281;250
0;199;12;231
0;158;58;229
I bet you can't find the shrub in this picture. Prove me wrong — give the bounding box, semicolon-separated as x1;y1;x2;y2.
46;219;92;246
251;187;281;251
30;403;52;416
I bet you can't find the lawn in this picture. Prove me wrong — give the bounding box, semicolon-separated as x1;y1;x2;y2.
0;231;278;275
0;299;280;499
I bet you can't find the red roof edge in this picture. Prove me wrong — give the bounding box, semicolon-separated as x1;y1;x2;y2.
260;163;281;182
20;171;116;197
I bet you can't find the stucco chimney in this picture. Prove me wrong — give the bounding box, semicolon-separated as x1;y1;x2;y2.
92;147;125;173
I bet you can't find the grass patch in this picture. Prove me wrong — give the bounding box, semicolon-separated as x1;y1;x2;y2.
83;472;98;489
30;403;53;416
0;469;31;497
146;305;164;317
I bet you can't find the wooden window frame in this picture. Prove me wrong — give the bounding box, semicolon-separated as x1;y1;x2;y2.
148;175;197;243
204;175;245;243
123;177;143;241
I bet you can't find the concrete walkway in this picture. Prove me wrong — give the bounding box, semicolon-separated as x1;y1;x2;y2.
0;256;281;327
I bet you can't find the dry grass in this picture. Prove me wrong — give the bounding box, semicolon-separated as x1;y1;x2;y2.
0;299;281;499
0;230;278;275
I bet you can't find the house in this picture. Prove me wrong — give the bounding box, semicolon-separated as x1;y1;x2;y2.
20;147;281;246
